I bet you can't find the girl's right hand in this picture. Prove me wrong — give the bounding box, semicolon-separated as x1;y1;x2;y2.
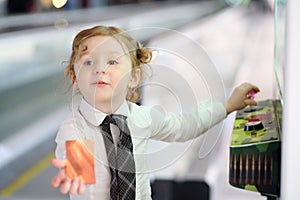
51;159;86;195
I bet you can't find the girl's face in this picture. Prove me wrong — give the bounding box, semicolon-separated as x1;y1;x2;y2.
74;36;140;112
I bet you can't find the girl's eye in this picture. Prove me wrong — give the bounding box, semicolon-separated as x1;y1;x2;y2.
83;60;94;66
108;60;118;65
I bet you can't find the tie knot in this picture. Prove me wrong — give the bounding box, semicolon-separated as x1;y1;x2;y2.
101;115;116;125
101;114;129;133
111;114;127;122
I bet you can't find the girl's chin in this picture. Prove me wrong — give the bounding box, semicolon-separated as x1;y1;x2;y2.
89;92;126;105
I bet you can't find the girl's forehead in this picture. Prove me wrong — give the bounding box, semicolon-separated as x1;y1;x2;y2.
82;36;125;54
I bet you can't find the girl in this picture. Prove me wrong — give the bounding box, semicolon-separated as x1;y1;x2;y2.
51;25;259;200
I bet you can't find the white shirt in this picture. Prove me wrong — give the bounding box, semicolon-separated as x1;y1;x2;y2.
55;98;227;200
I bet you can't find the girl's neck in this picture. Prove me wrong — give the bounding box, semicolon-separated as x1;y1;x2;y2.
92;99;124;114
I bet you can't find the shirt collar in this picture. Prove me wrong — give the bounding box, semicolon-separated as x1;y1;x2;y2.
79;98;130;126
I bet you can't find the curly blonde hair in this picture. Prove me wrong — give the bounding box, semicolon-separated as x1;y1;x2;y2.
65;25;152;102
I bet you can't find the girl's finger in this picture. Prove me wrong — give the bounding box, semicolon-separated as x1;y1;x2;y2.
244;99;257;106
51;159;67;168
60;178;72;194
51;169;66;188
78;179;86;195
69;177;80;195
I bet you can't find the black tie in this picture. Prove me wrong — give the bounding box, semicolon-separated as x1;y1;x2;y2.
100;114;136;200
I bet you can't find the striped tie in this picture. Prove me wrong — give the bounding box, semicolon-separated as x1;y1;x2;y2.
100;114;136;200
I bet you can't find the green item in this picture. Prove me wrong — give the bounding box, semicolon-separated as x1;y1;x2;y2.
229;100;281;197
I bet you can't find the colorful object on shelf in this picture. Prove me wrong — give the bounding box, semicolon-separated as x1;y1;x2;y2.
229;100;282;197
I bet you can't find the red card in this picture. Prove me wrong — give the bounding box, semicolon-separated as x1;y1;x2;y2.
65;140;95;184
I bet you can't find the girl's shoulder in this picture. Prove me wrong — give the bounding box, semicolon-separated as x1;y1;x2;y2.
127;102;153;128
57;108;87;134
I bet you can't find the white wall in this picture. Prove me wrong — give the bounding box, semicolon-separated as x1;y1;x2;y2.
281;0;300;199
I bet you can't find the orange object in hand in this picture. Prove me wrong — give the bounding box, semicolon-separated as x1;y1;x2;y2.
65;140;96;184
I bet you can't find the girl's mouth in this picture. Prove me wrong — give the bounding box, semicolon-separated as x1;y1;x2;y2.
93;80;109;86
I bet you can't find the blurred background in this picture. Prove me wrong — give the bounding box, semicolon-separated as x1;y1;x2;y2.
1;0;299;200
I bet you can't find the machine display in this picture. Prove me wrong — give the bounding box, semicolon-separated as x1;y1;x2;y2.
229;100;281;198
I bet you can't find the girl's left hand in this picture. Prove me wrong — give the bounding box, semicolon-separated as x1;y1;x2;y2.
225;82;260;115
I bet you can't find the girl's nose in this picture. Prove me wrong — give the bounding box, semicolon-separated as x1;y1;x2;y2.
94;62;108;74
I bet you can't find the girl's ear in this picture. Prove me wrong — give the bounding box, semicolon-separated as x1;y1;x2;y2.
129;68;141;88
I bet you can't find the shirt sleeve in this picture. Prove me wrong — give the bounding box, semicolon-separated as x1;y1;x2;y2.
149;97;227;142
54;114;85;159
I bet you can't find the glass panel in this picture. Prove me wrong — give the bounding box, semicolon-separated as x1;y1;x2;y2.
274;0;286;105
